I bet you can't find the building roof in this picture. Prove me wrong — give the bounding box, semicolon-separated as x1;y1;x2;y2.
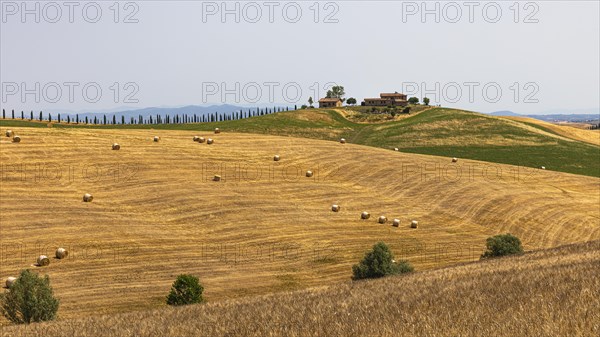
319;98;342;102
380;93;406;97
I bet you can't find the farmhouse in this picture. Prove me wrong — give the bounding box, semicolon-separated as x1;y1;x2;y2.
318;98;343;108
362;92;408;107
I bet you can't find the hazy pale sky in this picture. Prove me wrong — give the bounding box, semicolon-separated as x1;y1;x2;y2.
1;1;599;114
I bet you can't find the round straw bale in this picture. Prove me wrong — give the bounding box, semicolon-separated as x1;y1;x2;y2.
5;130;13;137
83;193;93;202
340;138;346;144
394;148;399;151
55;248;68;259
410;220;418;228
214;128;221;134
207;138;214;145
153;136;160;142
193;136;200;142
12;135;21;143
306;170;313;177
112;143;120;150
331;204;340;212
273;155;280;161
392;218;400;227
213;175;221;182
5;277;16;288
37;255;50;267
540;166;545;170
361;211;370;220
378;216;387;224
198;137;206;143
452;157;458;163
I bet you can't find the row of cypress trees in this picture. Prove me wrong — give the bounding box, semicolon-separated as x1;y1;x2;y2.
0;106;298;125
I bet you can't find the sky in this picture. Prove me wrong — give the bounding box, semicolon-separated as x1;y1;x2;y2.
1;0;599;114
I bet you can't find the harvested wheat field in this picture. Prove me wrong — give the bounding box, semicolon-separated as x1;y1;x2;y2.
3;241;599;337
504;116;600;146
0;126;599;324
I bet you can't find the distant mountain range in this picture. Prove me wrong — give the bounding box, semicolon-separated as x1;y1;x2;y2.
488;109;600;123
6;104;599;124
488;110;523;117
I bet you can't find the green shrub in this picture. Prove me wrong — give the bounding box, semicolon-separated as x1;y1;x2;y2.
0;270;59;324
166;274;204;306
481;233;524;258
408;97;419;104
352;242;413;280
395;260;414;274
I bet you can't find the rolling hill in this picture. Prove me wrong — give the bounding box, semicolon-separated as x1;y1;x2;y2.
2;107;599;177
3;240;598;337
1;126;598;324
503;116;600;146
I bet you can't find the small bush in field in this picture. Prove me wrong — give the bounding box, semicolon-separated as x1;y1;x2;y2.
352;242;413;280
1;269;59;324
166;274;204;306
481;233;524;258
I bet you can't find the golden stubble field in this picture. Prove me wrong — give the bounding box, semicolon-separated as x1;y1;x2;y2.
4;240;598;337
1;126;599;323
504;116;600;146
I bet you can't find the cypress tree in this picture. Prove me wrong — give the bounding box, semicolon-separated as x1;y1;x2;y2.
2;109;4;119
12;110;15;119
86;116;89;124
30;111;33;120
112;115;116;124
67;115;70;123
48;113;52;122
39;111;42;121
21;111;24;119
58;113;61;123
76;114;79;124
122;115;125;124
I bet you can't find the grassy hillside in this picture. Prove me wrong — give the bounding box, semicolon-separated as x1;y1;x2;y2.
354;108;600;178
2;107;598;177
4;240;598;337
1;127;598;323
